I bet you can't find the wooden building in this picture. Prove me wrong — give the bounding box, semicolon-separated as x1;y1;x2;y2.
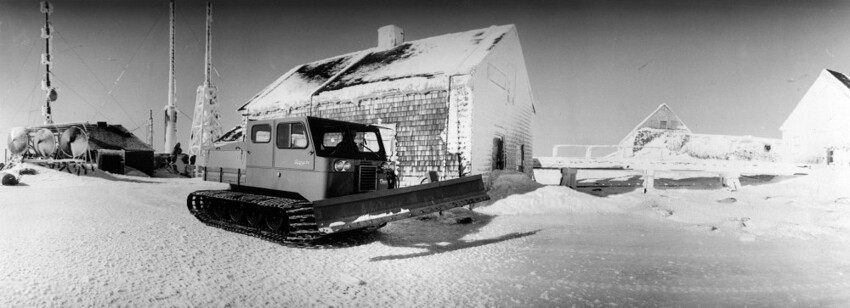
780;69;850;165
618;104;691;157
238;25;536;186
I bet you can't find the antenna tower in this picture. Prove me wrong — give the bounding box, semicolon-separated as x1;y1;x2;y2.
40;1;57;125
189;1;223;166
163;0;178;153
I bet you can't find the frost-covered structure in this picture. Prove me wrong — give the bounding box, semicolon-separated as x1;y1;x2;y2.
24;122;155;175
238;25;536;186
621;104;780;162
631;129;779;162
780;69;850;165
618;104;691;157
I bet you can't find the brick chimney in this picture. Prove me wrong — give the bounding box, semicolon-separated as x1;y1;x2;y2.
378;25;404;49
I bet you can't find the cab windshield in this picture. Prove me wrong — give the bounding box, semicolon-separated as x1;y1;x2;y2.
308;118;386;160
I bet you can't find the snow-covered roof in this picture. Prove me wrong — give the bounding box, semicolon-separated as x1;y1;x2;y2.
239;24;516;115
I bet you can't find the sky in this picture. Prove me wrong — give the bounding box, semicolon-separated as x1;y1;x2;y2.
2;0;850;157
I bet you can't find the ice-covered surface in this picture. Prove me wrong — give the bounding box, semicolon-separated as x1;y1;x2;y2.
632;128;781;162
240;25;514;117
239;52;362;115
2;165;850;306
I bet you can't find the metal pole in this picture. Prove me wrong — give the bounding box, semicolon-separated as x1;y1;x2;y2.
41;1;54;125
205;1;212;88
164;0;177;152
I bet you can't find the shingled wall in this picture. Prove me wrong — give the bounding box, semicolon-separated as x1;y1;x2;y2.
286;91;459;187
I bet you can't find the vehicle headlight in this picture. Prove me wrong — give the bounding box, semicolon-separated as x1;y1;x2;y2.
333;160;352;172
379;162;390;170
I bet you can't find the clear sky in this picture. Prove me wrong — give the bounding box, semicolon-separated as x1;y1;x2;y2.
2;0;850;157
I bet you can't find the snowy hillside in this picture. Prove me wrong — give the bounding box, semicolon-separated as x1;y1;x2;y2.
2;164;850;306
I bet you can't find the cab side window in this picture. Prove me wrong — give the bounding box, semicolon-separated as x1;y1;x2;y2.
276;122;308;149
251;124;271;143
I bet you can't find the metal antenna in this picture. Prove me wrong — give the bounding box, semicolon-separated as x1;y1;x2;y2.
40;1;56;125
189;1;223;167
163;0;178;152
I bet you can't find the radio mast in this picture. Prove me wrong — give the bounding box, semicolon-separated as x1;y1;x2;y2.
40;1;57;125
189;1;223;166
163;0;178;152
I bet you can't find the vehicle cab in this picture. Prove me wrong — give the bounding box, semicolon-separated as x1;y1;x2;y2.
219;116;395;201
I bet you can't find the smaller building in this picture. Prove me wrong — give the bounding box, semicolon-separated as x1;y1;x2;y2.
28;122;155;175
618;104;691;157
618;104;779;162
780;69;850;165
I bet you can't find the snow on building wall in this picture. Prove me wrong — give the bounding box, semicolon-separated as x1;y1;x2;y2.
238;25;535;186
780;69;850;165
468;27;535;180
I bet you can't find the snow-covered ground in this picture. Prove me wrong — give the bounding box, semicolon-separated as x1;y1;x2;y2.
2;164;850;306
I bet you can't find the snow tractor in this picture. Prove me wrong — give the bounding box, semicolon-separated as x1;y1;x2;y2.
187;116;490;245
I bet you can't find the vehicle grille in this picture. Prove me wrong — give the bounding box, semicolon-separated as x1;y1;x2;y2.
358;165;378;192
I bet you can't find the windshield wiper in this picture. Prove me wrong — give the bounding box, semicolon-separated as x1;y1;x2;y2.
359;143;375;153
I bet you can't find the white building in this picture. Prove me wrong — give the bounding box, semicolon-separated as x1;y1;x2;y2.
617;103;691;157
780;69;850;165
237;25;536;185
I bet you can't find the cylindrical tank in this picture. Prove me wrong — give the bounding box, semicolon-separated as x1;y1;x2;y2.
59;126;89;158
35;128;57;158
7;127;29;155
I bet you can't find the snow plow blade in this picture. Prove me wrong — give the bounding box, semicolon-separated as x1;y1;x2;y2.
313;175;490;234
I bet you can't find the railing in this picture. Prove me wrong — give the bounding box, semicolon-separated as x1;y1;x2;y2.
549;144;668;160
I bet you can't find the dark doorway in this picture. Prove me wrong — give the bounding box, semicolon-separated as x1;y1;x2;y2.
492;137;505;170
518;144;525;172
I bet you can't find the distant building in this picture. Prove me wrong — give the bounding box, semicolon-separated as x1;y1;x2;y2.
618;104;779;162
617;104;691;157
28;122;155;175
780;69;850;165
238;25;536;186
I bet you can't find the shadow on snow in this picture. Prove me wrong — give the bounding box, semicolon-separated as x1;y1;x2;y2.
368;229;540;262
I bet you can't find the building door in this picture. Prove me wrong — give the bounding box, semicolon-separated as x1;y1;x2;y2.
517;144;525;172
492;136;505;170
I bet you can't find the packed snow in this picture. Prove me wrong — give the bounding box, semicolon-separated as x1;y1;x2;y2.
2;164;850;306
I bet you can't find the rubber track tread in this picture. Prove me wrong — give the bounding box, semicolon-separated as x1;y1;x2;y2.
187;190;325;248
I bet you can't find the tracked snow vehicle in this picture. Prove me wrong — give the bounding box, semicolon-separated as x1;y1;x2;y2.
188;116;489;245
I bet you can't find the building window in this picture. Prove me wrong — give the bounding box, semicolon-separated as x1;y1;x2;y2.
659;121;667;129
251;124;271;143
487;63;507;90
276;122;308;149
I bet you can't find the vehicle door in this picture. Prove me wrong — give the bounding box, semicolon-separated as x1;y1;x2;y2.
246;122;274;168
273;120;314;170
